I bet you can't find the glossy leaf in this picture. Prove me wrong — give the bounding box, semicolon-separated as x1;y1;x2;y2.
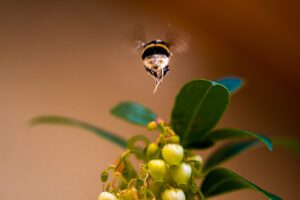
186;140;215;149
171;80;230;147
204;128;273;150
203;140;259;172
216;77;244;94
204;136;300;172
201;168;281;200
111;101;157;126
30;116;127;148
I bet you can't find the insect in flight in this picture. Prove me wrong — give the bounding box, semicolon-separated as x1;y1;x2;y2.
132;24;188;93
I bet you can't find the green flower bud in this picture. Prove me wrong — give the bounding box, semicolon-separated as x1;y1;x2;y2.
170;163;192;185
147;159;167;182
145;143;160;160
162;188;186;200
147;121;158;130
188;155;203;170
189;155;203;165
162;144;184;165
101;171;109;182
168;135;180;144
98;192;118;200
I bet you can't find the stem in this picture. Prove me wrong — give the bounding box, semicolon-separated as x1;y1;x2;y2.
198;190;206;200
115;149;130;172
146;189;156;200
115;172;128;185
128;179;137;188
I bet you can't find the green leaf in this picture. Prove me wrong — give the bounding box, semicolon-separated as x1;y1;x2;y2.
111;101;157;126
186;140;215;149
30;116;127;148
203;140;259;172
171;80;230;147
272;136;300;154
204;128;273;151
216;77;244;94
201;168;281;200
203;136;300;172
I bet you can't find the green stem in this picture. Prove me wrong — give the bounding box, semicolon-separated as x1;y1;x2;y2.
115;150;130;172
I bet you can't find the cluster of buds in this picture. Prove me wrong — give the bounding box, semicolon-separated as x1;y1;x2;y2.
98;119;203;200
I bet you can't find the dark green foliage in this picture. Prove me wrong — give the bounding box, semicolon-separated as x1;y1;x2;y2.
203;140;260;172
204;128;273;150
111;101;157;126
171;80;230;146
30;116;127;148
201;168;282;200
30;78;300;199
186;128;272;150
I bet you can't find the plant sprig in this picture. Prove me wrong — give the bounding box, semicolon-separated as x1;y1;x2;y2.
31;78;300;200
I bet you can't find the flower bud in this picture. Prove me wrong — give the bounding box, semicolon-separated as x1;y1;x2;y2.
168;135;180;144
162;144;184;165
189;155;203;165
170;163;192;185
147;159;167;182
156;117;165;125
147;121;158;130
101;171;109;182
98;192;118;200
162;188;186;200
188;155;203;170
145;143;160;160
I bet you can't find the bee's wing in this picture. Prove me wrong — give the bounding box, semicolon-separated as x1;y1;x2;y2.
165;23;189;54
128;23;147;51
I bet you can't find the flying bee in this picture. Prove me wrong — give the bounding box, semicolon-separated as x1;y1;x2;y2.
132;24;188;93
141;40;171;92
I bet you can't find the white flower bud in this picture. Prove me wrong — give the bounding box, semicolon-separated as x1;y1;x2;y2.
162;144;184;165
98;192;118;200
170;163;192;185
162;188;186;200
147;159;167;182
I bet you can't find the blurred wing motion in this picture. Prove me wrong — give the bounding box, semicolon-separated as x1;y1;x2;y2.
165;23;189;53
129;23;147;51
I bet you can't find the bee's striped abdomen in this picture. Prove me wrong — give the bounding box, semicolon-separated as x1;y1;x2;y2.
142;40;170;59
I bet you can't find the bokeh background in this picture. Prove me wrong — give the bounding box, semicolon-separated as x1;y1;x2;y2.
1;1;299;199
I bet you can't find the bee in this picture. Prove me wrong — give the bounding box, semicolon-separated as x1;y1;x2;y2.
132;24;188;93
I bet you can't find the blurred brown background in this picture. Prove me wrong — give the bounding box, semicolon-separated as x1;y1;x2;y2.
1;1;299;200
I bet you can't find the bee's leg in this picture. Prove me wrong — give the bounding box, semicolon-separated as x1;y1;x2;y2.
153;79;162;94
144;66;162;93
152;66;170;93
